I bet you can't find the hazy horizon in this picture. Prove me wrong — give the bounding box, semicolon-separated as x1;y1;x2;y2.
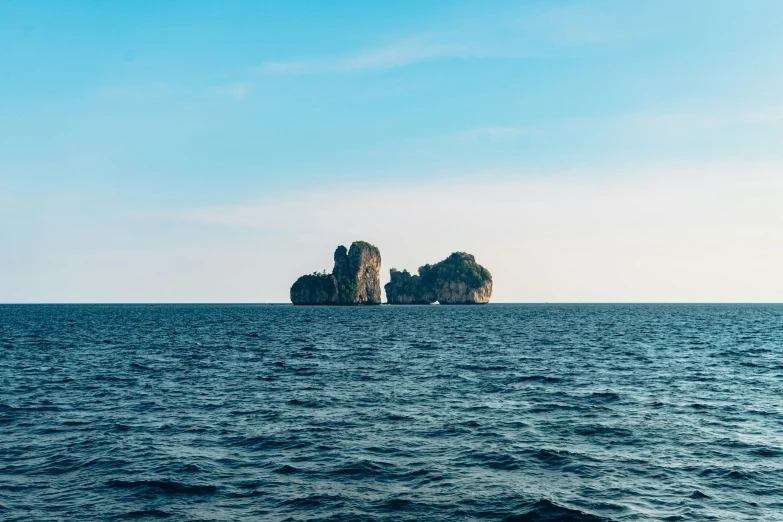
2;1;782;303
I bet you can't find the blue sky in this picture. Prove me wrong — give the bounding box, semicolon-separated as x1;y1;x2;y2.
2;1;783;302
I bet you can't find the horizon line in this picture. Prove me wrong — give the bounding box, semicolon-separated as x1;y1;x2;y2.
1;302;781;306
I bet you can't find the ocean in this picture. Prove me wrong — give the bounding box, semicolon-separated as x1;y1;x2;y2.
1;304;781;521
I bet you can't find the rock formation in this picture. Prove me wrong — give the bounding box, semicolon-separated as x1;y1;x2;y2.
290;241;382;305
384;252;492;305
289;272;339;305
385;269;435;304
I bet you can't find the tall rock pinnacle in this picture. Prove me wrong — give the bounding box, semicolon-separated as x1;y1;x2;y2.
290;241;382;305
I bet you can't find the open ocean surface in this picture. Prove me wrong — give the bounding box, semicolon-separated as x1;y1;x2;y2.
1;304;782;521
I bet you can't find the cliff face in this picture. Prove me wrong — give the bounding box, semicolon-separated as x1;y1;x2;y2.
290;241;382;305
343;241;382;304
434;278;493;304
384;252;492;305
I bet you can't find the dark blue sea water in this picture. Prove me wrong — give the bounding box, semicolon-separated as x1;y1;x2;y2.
1;304;782;521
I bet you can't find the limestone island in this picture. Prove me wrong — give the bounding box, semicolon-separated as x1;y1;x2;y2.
290;241;382;305
385;252;492;304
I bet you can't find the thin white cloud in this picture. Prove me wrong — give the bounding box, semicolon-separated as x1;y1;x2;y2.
97;84;175;102
616;105;783;137
520;3;638;46
257;2;647;76
743;105;783;124
497;104;783;143
624;112;721;138
455;125;530;141
259;36;523;74
209;82;253;99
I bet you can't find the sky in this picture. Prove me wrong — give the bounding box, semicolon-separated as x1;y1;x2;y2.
1;0;782;303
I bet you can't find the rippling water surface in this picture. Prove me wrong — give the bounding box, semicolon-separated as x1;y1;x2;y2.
1;304;782;521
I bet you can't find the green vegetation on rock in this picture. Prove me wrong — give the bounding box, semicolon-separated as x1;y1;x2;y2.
385;252;493;305
289;273;338;305
432;252;492;290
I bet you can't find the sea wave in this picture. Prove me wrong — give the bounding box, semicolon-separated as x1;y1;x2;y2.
1;303;780;520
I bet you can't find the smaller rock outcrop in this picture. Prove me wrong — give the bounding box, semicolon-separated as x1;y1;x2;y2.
290;241;382;305
385;252;492;305
290;272;338;305
385;269;436;304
